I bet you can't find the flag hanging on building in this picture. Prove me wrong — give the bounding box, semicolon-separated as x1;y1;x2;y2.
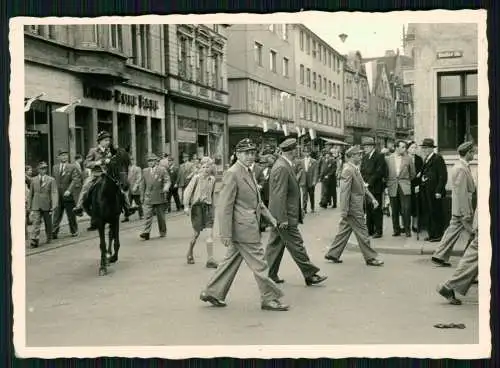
309;128;316;140
24;93;45;112
53;99;82;114
301;128;307;137
283;124;289;136
296;126;301;136
275;121;281;130
262;120;269;133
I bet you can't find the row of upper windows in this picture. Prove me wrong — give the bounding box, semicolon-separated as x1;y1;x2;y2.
298;64;341;99
298;97;342;128
299;30;342;72
254;42;290;77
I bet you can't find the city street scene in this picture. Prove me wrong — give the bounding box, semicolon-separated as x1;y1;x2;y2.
18;11;486;354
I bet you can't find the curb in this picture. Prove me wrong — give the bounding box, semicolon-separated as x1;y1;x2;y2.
347;243;465;257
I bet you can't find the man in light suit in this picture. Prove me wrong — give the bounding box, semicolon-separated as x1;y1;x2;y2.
300;147;319;213
432;141;476;266
139;154;171;240
28;162;58;248
200;138;289;312
123;157;144;222
52;148;82;239
385;140;416;237
265;139;327;286
325;146;384;266
436;208;478;305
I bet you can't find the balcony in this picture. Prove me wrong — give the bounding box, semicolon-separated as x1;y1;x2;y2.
70;48;130;83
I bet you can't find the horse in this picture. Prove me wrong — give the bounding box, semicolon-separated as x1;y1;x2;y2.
84;146;130;276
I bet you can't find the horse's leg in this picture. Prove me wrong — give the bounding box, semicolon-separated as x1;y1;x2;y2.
106;223;113;264
109;217;120;264
98;223;108;276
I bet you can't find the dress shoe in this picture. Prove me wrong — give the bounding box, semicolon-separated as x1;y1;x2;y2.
366;258;384;266
71;232;79;237
436;284;462;305
159;233;166;238
73;207;83;217
140;233;150;241
206;260;218;269
412;227;418;233
87;226;97;231
270;276;285;284
305;274;328;286
122;218;130;223
429;237;441;243
431;257;451;267
200;292;226;307
52;233;58;240
392;232;401;237
30;240;39;248
405;232;412;238
372;233;382;239
325;255;343;263
261;299;289;311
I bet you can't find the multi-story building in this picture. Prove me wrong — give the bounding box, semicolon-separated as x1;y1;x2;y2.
165;24;230;172
343;51;370;145
292;24;345;153
24;24;167;169
226;24;296;152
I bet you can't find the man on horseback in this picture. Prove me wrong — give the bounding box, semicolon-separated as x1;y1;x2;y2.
73;131;136;219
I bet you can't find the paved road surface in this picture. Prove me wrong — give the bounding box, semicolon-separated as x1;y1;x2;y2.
26;207;478;346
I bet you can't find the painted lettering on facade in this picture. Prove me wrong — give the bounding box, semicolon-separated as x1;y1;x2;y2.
436;50;463;59
83;85;159;111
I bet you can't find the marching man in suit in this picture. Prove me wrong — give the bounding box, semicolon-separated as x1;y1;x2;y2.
325;146;384;266
52;148;82;239
319;151;337;208
28;162;58;248
200;138;289;312
265;138;328;286
385;140;416;237
122;157;144;222
300;147;319;213
432;141;476;266
139;154;171;240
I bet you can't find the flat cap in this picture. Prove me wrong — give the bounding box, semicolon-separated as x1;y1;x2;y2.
57;148;68;155
37;161;48;169
147;153;159;161
345;145;363;157
235;138;257;152
97;131;112;142
361;137;376;146
279;138;297;152
457;141;474;155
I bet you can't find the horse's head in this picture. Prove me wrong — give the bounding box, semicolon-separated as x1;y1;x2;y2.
105;146;131;191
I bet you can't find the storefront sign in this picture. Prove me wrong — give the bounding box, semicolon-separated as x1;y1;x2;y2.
437;50;463;59
177;129;197;143
83;85;159;111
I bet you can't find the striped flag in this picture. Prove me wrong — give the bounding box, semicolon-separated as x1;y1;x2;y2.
309;128;316;140
53;99;82;114
275;121;281;130
283;124;289;136
301;128;306;136
262;120;269;133
24;93;45;112
296;126;301;136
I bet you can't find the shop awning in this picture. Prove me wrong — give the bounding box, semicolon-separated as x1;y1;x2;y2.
321;137;350;146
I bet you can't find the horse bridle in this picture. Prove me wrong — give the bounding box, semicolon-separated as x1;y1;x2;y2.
96;155;125;191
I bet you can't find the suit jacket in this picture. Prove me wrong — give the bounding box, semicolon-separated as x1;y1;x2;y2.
268;157;303;226
385;154;415;197
84;146;112;169
127;165;143;195
421;152;448;196
217;161;274;243
28;175;58;211
52;162;82;202
451;159;476;219
142;166;171;205
360;150;387;194
410;154;424;192
256;165;272;202
167;164;180;187
320;158;337;182
339;162;366;219
178;161;194;187
299;157;319;188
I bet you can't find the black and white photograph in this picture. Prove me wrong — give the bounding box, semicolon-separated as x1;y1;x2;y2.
10;10;489;359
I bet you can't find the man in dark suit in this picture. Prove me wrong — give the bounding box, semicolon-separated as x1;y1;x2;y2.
319;152;337;208
419;138;448;242
166;156;182;212
299;147;319;213
52;148;82;239
360;137;387;238
265;138;327;286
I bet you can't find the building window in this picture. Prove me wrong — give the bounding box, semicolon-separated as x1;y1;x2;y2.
197;45;207;83
213;24;219;33
306;68;311;87
319;105;323;123
337;85;340;99
313;72;316;90
437;71;478;150
48;25;57;40
337;58;341;72
323;77;327;95
323;48;327;65
300;31;304;50
300;97;306;118
306;35;310;54
308;100;312;120
312;41;317;58
131;25;151;69
270;50;277;73
318;74;322;92
281;24;288;41
328;52;332;68
318;45;322;62
109;25;123;51
300;64;304;84
333;83;336;98
178;35;191;79
254;42;263;66
282;57;289;77
329;81;332;97
212;53;222;89
333;55;336;71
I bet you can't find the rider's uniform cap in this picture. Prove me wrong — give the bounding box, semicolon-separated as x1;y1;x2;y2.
97;131;112;142
235;138;257;152
279;138;297;152
457;141;474;155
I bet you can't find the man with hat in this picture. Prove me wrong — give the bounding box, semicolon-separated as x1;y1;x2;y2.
431;141;476;266
73;131;135;224
139;153;171;240
360;137;387;238
200;138;289;312
27;161;58;248
265;138;328;286
419;138;448;242
52;148;82;239
298;146;319;213
325;145;384;266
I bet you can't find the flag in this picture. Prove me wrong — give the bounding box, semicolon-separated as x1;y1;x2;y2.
408;103;413;115
283;124;289;136
24;93;45;112
262;120;268;133
275;121;281;130
309;128;316;140
53;99;82;114
301;128;306;136
296;126;301;136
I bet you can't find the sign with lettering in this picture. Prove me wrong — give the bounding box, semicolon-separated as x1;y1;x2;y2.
437;51;463;59
83;85;159;111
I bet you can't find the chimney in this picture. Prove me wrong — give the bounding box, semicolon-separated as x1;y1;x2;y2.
385;50;395;57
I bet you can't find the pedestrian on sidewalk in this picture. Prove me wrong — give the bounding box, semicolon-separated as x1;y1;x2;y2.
299;147;319;214
385;141;415;238
431;141;476;267
184;157;218;268
166;156;182;212
319;151;337;208
27;162;58;248
200;138;289;312
139;154;171;241
177;152;194;208
325;145;384;266
123;157;144;222
407;141;424;233
436;208;478;305
52;148;82;239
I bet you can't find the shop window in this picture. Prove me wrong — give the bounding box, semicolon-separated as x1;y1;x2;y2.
254;42;263;66
437;71;478;150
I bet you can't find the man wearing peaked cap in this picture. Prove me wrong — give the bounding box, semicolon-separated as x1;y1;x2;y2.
200;137;290;311
279;138;297;152
431;141;476;266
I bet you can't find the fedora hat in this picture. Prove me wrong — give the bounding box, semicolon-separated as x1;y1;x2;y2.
420;138;436;148
361;137;376;146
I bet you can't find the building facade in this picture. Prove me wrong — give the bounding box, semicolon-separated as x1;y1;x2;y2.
343;51;370;145
165;24;230;173
226;24;296;153
24;24;167;170
292;24;345;152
